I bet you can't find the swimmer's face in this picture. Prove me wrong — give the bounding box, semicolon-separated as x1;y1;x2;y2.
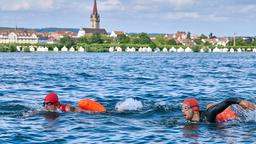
44;102;59;112
181;104;194;120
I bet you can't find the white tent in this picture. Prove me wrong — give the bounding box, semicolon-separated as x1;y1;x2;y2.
237;48;242;53
61;46;68;52
213;47;221;52
29;46;35;52
116;47;122;52
169;47;176;52
53;47;59;52
78;46;85;52
109;47;114;52
69;47;75;52
185;47;192;52
177;47;184;52
162;47;168;52
229;48;235;53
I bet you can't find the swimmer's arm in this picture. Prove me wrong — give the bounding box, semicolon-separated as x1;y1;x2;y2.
69;106;82;112
239;100;256;110
207;98;242;118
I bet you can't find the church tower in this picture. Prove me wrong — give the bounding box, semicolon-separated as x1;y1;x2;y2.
90;0;100;29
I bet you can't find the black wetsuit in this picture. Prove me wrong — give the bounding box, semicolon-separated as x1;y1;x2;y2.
199;98;242;123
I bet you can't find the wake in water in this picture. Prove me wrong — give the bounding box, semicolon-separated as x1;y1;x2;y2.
1;99;256;125
115;98;143;112
232;105;256;123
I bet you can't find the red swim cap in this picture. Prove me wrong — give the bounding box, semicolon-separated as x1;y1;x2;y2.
44;93;59;103
183;98;199;111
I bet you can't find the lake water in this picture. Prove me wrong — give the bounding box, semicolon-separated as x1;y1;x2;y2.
0;52;256;143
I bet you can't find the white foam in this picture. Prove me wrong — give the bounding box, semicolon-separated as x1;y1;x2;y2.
115;98;143;112
154;101;171;111
232;105;256;122
242;110;256;122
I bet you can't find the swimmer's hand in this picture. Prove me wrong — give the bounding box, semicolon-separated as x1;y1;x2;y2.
239;100;256;111
69;106;82;112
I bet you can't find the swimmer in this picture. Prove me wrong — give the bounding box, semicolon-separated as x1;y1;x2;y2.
43;93;106;113
43;93;80;112
181;97;256;123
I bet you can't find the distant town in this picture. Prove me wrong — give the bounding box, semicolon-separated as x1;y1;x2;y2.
0;0;255;53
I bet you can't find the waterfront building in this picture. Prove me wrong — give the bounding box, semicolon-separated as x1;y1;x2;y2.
202;38;229;46
49;31;76;40
77;0;107;37
110;31;126;38
0;30;38;44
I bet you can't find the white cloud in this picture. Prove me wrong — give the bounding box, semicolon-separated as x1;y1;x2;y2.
165;12;200;20
99;0;123;11
238;4;256;13
151;0;198;6
0;0;58;11
166;0;198;6
82;0;124;13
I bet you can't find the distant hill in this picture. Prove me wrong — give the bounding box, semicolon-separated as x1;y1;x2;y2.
0;27;169;36
0;27;79;33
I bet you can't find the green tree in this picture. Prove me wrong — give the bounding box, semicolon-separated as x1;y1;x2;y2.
155;35;166;45
204;41;212;46
9;44;17;52
200;34;208;39
89;34;103;44
132;33;152;44
191;45;201;52
78;36;88;44
23;47;30;52
194;38;203;45
60;36;75;48
252;38;256;46
228;38;246;46
166;39;177;45
149;43;157;49
102;35;114;43
116;34;130;43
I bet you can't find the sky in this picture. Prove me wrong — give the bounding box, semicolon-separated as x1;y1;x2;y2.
0;0;255;37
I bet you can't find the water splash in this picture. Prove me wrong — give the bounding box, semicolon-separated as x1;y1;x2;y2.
232;105;256;122
154;101;175;112
115;98;143;112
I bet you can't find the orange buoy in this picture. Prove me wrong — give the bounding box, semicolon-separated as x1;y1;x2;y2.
78;99;106;113
207;104;238;122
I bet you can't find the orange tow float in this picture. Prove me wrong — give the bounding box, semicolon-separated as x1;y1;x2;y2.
78;99;106;113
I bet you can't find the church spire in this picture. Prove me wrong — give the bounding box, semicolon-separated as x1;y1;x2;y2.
90;0;100;29
93;0;98;15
